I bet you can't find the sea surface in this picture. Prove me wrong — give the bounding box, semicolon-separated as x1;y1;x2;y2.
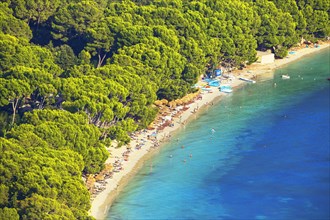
107;48;330;220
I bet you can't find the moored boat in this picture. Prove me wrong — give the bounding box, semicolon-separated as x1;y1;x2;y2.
219;85;233;93
281;74;290;79
201;87;212;91
239;77;256;83
208;80;220;87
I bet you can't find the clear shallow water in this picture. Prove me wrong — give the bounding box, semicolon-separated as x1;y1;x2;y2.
107;49;330;220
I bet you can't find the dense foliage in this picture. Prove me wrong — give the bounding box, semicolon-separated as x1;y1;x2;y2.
0;0;328;218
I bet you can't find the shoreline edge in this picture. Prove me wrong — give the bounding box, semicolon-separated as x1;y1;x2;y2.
90;42;329;220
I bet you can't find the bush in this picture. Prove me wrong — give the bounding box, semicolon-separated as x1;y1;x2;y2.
274;47;288;59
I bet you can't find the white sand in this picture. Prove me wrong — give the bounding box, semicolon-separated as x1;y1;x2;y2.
90;42;329;220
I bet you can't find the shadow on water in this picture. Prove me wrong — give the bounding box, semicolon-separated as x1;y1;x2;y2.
235;128;254;141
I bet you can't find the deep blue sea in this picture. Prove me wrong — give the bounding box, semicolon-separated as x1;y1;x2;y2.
107;48;330;220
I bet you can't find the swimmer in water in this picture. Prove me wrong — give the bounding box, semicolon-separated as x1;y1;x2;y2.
211;128;216;135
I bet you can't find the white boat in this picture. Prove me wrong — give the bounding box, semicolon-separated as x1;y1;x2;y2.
219;85;233;93
239;77;256;83
201;87;212;91
281;74;290;79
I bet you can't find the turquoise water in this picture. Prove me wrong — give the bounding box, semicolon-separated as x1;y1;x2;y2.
107;49;330;220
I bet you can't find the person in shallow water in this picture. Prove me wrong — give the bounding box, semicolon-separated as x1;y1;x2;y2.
211;128;216;134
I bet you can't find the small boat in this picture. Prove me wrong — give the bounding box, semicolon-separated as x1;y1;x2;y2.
327;77;330;81
208;80;220;87
219;85;233;93
239;77;256;83
201;87;212;91
222;74;235;80
281;74;290;79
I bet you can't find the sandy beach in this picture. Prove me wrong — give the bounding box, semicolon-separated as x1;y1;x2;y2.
89;42;329;220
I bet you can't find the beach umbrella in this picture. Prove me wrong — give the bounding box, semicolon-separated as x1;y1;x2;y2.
189;94;195;101
86;175;96;192
147;125;155;130
95;173;104;181
162;106;171;112
168;101;176;107
190;93;197;99
180;97;187;104
182;97;187;102
154;100;163;106
175;99;183;105
161;99;168;105
104;163;113;171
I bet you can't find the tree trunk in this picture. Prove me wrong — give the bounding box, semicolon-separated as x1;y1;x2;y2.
27;15;32;25
39;97;45;109
37;6;42;25
100;130;107;140
97;53;107;68
11;98;19;125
